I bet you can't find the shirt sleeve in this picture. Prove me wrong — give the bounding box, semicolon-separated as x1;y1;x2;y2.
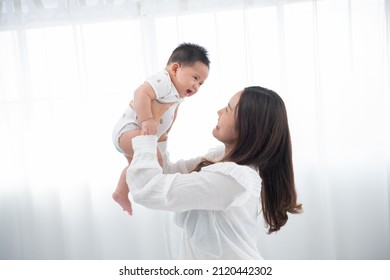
157;141;225;174
157;140;203;174
146;71;180;103
127;135;247;212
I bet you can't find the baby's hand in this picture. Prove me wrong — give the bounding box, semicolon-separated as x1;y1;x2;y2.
141;118;158;135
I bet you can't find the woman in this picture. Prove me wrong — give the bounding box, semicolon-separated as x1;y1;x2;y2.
127;86;302;259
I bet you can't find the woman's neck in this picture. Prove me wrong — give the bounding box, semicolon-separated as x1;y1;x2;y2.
223;144;233;160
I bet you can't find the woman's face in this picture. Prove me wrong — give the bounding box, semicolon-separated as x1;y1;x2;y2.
212;91;242;148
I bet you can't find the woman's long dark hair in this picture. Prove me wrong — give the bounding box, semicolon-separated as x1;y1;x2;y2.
195;86;302;233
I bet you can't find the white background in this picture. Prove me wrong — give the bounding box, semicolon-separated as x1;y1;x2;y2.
0;0;389;260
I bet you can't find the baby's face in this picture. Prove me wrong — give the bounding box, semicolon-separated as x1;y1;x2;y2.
172;62;209;98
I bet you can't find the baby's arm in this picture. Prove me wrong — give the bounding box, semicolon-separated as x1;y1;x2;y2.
133;82;158;135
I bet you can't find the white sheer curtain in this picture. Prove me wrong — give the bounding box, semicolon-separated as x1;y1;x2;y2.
0;0;389;259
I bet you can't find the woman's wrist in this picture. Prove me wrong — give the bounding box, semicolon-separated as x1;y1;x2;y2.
157;140;168;154
132;135;158;154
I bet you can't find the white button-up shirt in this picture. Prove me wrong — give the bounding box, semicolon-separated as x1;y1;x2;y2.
127;135;263;259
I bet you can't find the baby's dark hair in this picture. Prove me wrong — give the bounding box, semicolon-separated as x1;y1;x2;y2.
167;43;210;68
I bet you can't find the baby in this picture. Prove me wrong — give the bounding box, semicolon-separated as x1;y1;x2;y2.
112;43;210;215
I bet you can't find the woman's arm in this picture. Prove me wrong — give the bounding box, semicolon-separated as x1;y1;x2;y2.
157;140;204;174
156;105;202;174
127;135;246;212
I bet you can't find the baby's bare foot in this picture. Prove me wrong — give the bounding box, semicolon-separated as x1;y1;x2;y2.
112;191;132;215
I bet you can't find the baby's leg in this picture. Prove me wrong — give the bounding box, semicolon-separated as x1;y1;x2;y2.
112;130;141;215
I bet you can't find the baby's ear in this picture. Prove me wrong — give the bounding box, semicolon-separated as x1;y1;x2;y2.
170;62;180;73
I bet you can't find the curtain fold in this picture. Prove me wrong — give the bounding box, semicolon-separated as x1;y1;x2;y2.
0;0;389;259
